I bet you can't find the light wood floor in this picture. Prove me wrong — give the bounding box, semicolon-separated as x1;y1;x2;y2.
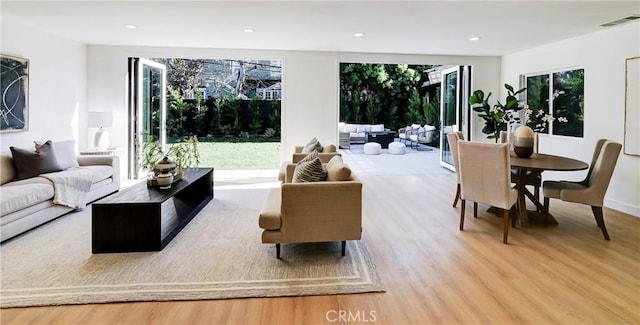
2;173;639;324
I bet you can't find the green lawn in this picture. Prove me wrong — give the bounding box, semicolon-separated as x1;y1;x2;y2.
196;141;281;170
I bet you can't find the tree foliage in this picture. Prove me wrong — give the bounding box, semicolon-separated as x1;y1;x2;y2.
340;63;434;131
160;58;207;97
552;69;584;137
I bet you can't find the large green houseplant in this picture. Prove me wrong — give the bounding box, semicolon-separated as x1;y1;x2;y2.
469;83;526;141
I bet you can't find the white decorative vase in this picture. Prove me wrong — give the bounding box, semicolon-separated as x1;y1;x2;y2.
513;125;535;158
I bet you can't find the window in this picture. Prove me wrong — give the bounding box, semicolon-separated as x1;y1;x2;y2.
523;67;584;137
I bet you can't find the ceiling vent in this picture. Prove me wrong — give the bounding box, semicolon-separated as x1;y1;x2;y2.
601;14;640;27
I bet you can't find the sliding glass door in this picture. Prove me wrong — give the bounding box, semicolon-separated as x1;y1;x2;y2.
440;65;471;171
128;58;167;179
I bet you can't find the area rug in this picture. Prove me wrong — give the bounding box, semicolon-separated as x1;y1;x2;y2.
0;184;383;308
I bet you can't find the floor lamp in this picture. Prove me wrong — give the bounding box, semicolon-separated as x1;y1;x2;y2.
88;111;114;150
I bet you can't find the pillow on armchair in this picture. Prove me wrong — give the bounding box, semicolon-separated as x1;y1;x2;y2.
326;156;352;181
322;144;337;153
292;158;326;182
297;150;319;163
302;139;323;153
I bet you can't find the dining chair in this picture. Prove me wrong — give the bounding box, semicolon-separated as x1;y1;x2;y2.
446;131;464;207
457;141;518;244
500;130;542;202
542;139;622;240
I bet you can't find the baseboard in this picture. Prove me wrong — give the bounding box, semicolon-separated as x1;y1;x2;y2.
605;198;640;218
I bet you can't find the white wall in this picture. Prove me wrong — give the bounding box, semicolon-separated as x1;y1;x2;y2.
86;46;501;177
0;20;87;150
501;22;640;217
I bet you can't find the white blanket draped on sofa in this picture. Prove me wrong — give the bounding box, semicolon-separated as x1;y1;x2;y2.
41;168;94;209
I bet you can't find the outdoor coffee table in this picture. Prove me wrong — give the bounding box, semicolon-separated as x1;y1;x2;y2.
92;168;214;253
367;131;397;149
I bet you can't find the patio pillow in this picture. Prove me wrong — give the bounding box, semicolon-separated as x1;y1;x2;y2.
371;124;385;132
10;141;63;180
292;158;326;183
326;156;351;181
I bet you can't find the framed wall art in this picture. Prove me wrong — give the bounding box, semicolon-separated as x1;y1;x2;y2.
624;56;640;156
1;54;29;133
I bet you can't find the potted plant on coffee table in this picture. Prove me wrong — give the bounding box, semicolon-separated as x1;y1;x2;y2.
141;135;200;185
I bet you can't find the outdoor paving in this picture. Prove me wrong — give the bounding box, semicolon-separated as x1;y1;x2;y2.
340;141;451;177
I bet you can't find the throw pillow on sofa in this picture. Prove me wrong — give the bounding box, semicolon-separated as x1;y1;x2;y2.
292;158;326;183
326;155;352;181
35;140;79;170
10;140;63;180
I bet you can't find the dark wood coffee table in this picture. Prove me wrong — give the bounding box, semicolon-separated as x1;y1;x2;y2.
367;131;397;149
92;168;214;253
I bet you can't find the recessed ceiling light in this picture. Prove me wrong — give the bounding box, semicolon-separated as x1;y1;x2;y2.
124;24;137;29
353;32;365;37
244;28;254;33
468;36;480;41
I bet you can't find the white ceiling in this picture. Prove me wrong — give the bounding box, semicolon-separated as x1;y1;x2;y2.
2;0;639;56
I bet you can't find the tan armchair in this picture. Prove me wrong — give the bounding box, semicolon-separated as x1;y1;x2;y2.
260;161;362;259
543;139;622;240
292;144;339;163
458;141;518;244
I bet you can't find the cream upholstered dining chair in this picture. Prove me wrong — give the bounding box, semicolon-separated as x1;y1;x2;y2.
542;139;622;240
446;131;464;207
457;141;518;244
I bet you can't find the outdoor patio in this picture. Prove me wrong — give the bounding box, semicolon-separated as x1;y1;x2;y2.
340;141;450;177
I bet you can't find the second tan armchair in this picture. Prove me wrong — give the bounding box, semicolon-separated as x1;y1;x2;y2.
260;157;362;258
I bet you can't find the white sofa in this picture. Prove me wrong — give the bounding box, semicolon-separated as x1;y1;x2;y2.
0;151;120;242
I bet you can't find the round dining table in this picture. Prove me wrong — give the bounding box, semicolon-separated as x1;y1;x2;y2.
510;153;589;227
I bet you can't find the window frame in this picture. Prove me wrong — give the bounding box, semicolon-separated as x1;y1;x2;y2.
521;65;585;138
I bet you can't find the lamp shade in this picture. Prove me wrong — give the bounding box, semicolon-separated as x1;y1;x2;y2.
88;111;114;128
